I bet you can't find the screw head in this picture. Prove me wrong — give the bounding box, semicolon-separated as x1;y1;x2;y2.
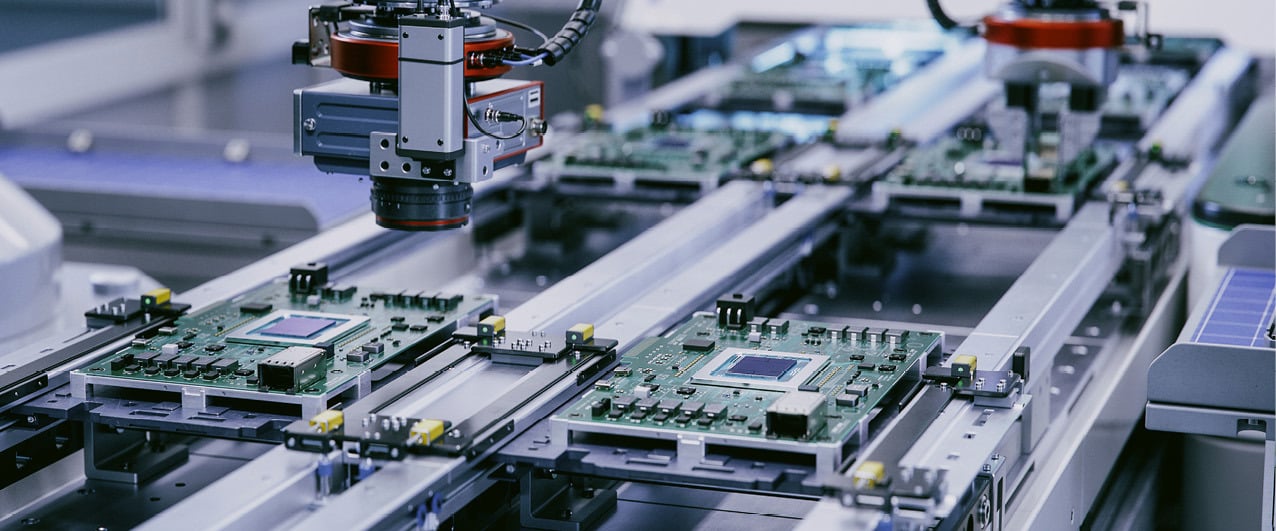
303;118;317;132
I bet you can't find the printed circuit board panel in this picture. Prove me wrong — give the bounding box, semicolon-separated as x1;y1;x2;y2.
76;280;493;414
553;313;942;470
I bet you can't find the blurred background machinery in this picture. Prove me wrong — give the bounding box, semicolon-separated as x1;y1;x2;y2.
0;1;1271;530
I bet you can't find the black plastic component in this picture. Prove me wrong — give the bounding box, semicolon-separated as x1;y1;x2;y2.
433;293;464;311
835;394;860;408
240;302;273;314
682;338;716;352
371;178;473;232
766;410;810;439
590;398;611;417
1013;346;1030;382
85;298;145;327
1005;82;1038;112
110;354;135;371
322;284;358;301
211;358;239;375
1069;85;1102;112
289;263;329;294
716;294;755;330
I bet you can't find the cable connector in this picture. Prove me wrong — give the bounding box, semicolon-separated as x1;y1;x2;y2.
483;108;524;123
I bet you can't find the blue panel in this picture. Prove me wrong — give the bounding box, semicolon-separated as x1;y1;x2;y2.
1192;269;1276;348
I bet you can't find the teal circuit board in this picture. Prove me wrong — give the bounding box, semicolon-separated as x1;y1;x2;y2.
555;314;942;447
77;281;493;397
872;62;1187;209
710;25;952;115
880;138;1118;195
537;125;789;186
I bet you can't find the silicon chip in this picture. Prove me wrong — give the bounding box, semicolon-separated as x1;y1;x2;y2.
240;302;273;314
683;338;716;352
257;316;340;339
726;355;797;378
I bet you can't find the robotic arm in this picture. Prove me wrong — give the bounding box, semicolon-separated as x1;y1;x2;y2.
928;0;1159;185
293;1;602;230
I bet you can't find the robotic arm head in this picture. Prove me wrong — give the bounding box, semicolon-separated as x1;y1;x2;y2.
294;1;600;231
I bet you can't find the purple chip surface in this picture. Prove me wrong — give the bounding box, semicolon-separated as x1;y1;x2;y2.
726;355;797;378
256;316;342;338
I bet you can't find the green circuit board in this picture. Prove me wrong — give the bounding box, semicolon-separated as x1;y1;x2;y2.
556;314;942;443
78;281;493;396
538;126;789;185
882;138;1117;195
711;25;949;114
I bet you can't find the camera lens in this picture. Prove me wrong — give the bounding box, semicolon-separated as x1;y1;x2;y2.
370;178;473;231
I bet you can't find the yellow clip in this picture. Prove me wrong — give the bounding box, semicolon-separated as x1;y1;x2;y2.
310;410;344;433
410;419;446;446
952;354;978;380
141;288;171;308
824;164;842;182
853;461;886;488
479;315;507;335
585;104;605;122
749;158;774;175
567;323;594;343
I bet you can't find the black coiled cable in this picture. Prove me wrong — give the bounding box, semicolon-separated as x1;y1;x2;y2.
534;0;602;66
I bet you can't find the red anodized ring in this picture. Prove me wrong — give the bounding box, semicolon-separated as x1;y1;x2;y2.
983;15;1124;50
330;30;516;82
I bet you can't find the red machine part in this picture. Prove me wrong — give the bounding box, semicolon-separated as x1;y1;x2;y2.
330;29;516;82
983;15;1124;50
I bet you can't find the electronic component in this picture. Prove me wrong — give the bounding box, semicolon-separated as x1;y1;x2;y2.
682;338;716;352
240;302;273;315
535;126;789;190
310;410;344;433
227;310;370;348
709;25;948;115
75;276;493;415
765;391;827;439
873;137;1118;221
567;323;594;344
554;313;943;471
409;419;445;446
141;288;171;308
258;346;326;392
951;354;978;381
690;348;829;392
852;460;886;489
